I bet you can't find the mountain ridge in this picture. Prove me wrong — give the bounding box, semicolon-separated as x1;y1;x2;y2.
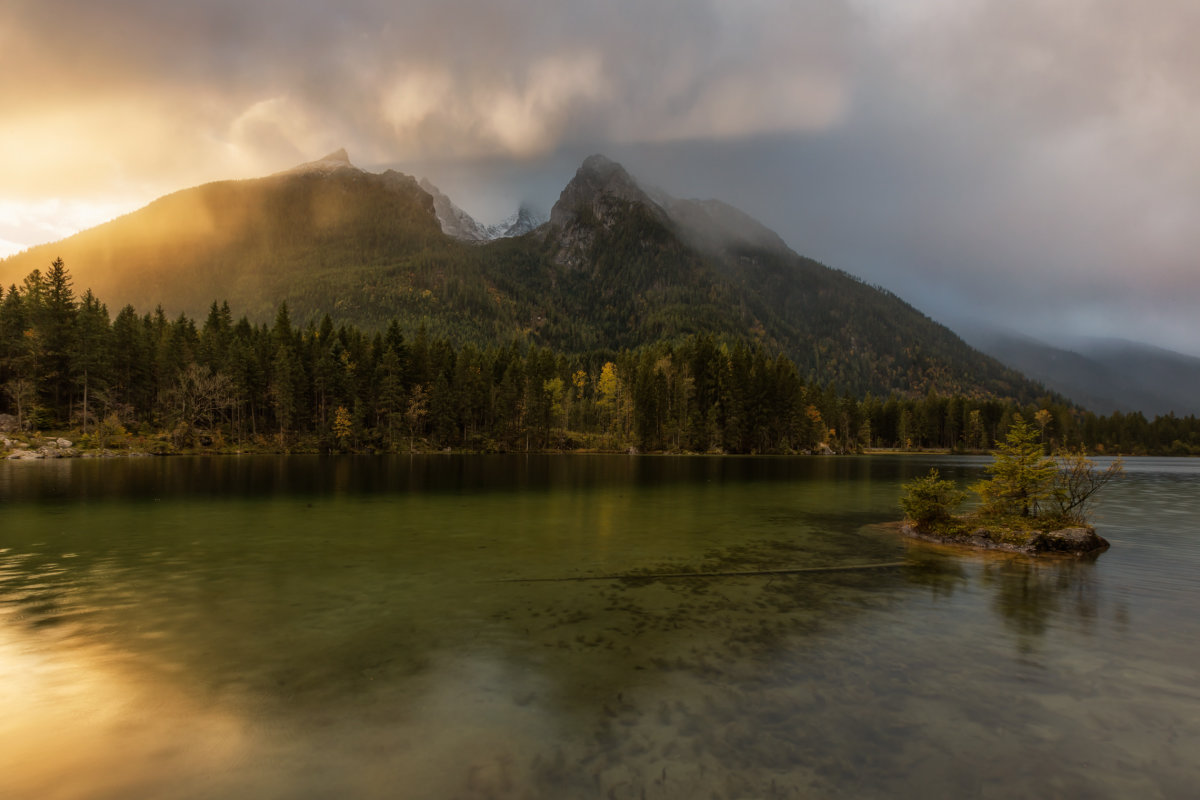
963;328;1200;417
0;151;1047;401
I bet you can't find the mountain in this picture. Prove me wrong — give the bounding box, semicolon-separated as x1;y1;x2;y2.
965;329;1200;417
418;177;491;242
419;178;546;242
0;151;1044;400
530;155;1040;399
486;205;545;239
1079;339;1200;416
0;149;460;329
275;148;360;176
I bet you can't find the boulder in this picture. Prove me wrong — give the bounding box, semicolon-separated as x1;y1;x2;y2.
0;414;17;432
1030;526;1110;555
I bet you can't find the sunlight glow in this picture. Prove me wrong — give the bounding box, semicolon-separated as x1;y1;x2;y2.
0;198;143;259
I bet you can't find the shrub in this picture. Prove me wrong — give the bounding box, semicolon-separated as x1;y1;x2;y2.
900;468;966;528
1050;449;1124;524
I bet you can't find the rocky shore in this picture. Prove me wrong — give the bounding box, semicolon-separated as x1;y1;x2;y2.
2;435;149;459
898;521;1110;557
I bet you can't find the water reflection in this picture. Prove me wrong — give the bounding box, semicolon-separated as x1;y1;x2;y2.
0;452;927;504
0;455;1197;798
981;557;1103;648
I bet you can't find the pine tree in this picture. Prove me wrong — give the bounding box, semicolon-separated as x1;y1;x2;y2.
32;258;78;420
974;413;1057;517
73;289;112;434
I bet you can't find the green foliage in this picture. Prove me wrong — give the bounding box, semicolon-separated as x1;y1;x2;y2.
900;469;966;528
973;414;1058;518
1;258;1199;458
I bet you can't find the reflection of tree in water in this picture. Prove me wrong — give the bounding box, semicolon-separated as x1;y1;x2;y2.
981;556;1102;650
900;550;968;600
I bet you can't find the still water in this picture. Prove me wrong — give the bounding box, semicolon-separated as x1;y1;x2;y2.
0;455;1197;799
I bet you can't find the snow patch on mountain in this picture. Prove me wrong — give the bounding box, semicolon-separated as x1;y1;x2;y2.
419;178;490;241
484;205;546;239
419;178;546;242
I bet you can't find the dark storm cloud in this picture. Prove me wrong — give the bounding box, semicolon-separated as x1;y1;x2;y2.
601;1;1200;353
840;1;1200;351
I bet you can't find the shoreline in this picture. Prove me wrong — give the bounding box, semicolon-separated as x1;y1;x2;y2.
2;439;1184;461
882;520;1111;558
1;430;965;460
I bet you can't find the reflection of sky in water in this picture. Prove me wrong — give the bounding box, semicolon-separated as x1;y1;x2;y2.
0;455;1197;798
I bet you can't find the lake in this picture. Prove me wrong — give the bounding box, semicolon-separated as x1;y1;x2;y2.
1;454;1197;799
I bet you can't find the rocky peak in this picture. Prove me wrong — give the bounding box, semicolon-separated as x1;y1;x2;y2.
488;204;547;238
419;178;548;242
418;178;491;242
549;154;665;228
277;148;361;176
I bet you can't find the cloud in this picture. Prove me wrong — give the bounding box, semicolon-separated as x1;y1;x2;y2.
786;0;1200;352
0;0;855;201
1;0;1198;355
0;197;146;258
378;52;614;159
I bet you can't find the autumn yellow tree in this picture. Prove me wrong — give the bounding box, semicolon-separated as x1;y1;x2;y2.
597;362;622;443
332;405;353;450
1034;408;1053;445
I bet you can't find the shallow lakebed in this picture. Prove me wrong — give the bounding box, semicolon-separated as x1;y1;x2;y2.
1;454;1197;798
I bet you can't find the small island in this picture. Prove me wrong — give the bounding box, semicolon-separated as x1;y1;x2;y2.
899;415;1123;557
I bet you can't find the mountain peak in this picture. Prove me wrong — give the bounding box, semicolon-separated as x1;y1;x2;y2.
419;178;546;242
277;148;360;176
578;153;622;177
487;204;547;239
550;154;660;228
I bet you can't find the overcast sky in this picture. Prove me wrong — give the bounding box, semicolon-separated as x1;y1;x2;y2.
2;1;1197;354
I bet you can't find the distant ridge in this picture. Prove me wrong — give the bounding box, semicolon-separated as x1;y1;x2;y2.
965;328;1200;417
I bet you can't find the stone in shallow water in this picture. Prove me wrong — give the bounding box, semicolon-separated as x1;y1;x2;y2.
1032;526;1109;555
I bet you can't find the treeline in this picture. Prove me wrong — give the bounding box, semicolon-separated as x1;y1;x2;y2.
2;260;1199;455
